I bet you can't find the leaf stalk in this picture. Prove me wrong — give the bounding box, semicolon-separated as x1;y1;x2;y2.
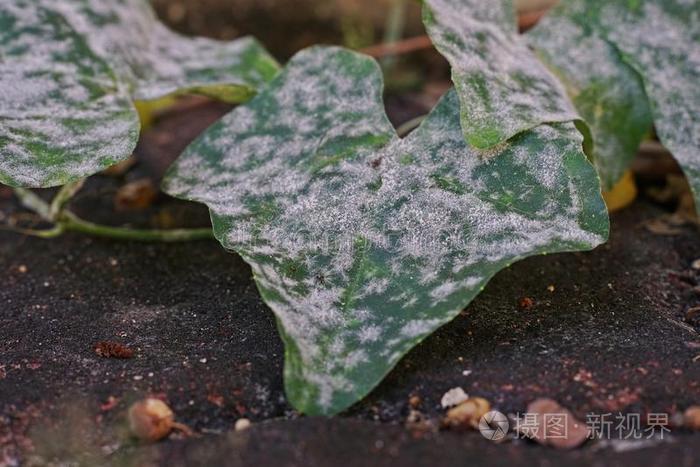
6;184;213;242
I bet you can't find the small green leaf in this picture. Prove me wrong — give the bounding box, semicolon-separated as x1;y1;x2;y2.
0;0;279;188
163;46;608;415
528;0;699;201
422;0;579;149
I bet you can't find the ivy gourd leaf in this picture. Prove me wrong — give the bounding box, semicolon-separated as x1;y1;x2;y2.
51;0;280;103
526;6;653;190
422;0;579;149
529;0;699;201
0;1;137;188
0;0;279;188
163;46;608;415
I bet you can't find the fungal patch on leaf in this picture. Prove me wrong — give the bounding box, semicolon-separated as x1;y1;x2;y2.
528;0;699;204
526;6;653;190
422;0;579;149
51;0;280;103
0;0;279;188
0;1;138;188
163;46;608;415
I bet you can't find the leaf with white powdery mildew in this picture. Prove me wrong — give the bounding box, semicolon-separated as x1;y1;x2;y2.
0;1;137;188
0;0;279;188
52;0;280;103
422;0;579;149
526;0;651;190
529;0;699;201
163;46;608;415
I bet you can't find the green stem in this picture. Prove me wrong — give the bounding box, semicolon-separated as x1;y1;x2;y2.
0;224;65;238
381;0;407;70
49;178;85;221
8;186;214;242
13;187;51;220
59;211;214;242
396;114;426;137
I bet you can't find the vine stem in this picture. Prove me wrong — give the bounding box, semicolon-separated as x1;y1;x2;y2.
9;183;214;242
59;211;214;242
49;179;85;221
396;114;426;137
380;0;407;70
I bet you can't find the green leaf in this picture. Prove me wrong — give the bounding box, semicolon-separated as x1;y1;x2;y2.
528;0;699;199
422;0;579;149
0;1;138;188
0;0;279;188
525;2;654;190
163;46;608;415
52;0;280;103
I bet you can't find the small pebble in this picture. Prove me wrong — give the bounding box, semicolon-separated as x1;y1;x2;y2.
692;258;700;270
128;399;175;442
408;395;422;409
441;387;469;408
235;418;252;431
684;406;700;430
522;398;588;449
443;397;490;430
18;265;28;274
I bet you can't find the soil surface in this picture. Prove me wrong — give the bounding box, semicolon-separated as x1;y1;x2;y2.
2;103;700;465
3;193;700;466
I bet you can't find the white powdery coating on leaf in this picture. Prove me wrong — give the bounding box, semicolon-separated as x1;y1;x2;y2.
50;0;277;100
0;0;138;187
164;47;607;414
423;0;578;146
400;318;446;338
1;0;278;187
526;1;654;189
599;1;700;201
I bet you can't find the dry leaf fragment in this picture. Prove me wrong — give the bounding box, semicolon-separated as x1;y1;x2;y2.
518;297;535;309
521;398;589;449
94;341;134;359
100;396;120;412
644;217;685;236
114;179;157;211
686;306;700;322
207;393;225;407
